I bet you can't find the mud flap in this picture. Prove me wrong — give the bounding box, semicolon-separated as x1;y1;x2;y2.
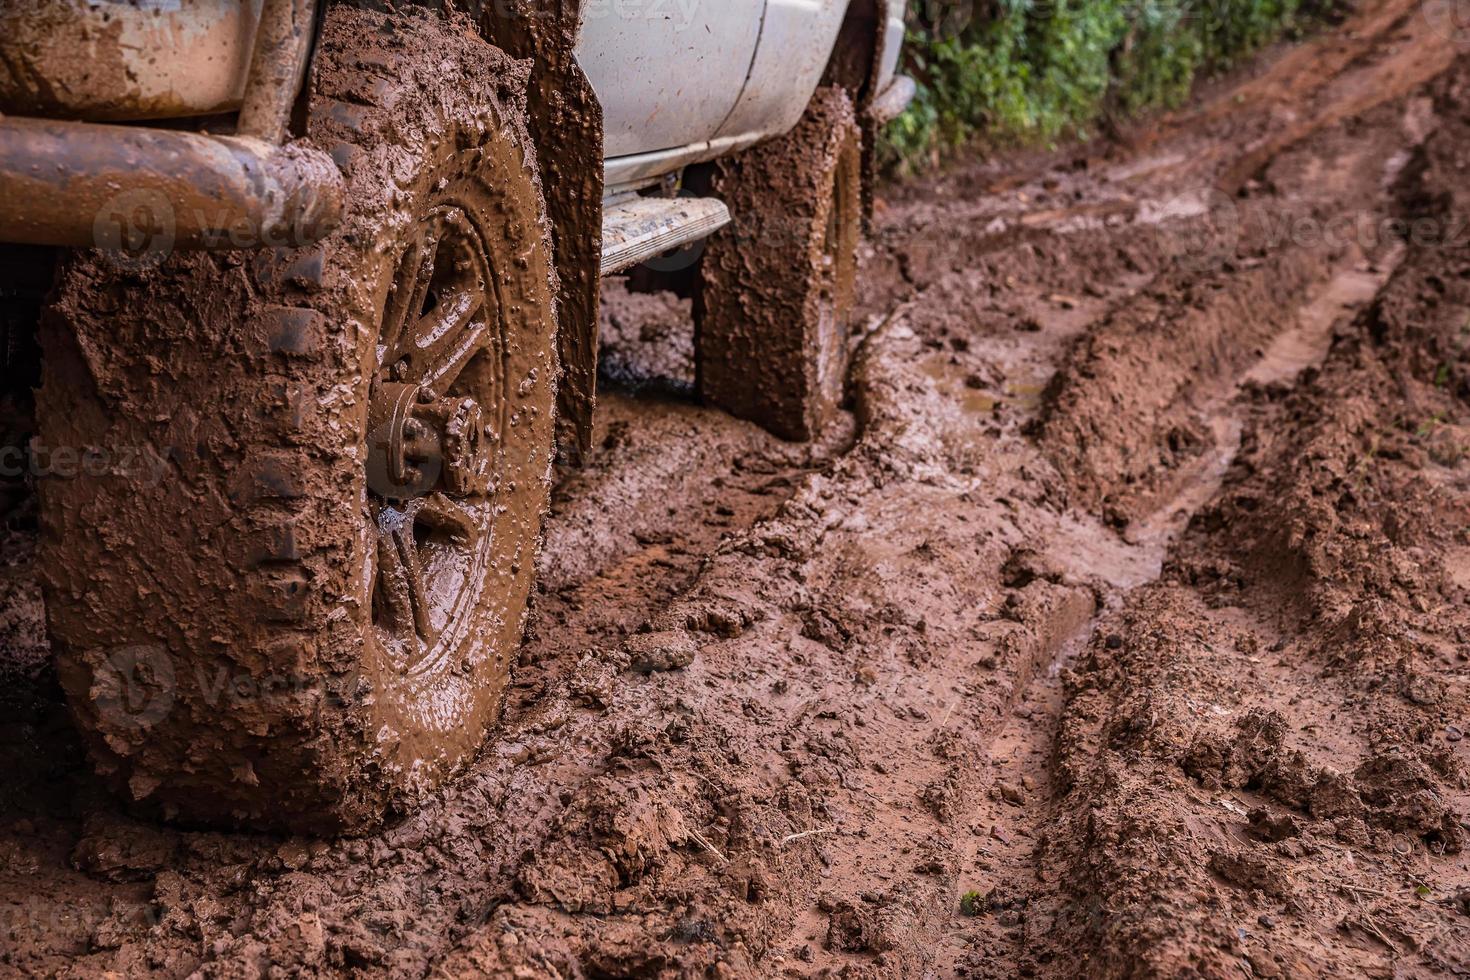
478;0;605;465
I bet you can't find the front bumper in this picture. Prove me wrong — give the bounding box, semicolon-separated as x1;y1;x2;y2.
0;0;341;256
0;117;341;253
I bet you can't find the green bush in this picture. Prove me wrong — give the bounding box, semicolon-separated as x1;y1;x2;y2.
883;0;1319;174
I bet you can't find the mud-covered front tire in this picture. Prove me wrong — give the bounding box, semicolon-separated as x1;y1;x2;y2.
695;88;862;442
36;8;558;833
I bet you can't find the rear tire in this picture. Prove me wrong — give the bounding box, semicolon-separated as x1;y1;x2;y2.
695;88;862;441
36;8;558;833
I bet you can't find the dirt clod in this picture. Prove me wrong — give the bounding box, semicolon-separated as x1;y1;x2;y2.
624;631;699;673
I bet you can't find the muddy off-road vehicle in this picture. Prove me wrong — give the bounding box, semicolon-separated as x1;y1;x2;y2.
0;0;912;831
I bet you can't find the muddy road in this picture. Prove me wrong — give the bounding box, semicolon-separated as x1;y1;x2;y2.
3;2;1470;976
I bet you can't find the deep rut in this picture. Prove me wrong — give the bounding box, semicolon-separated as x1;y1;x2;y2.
1;2;1468;977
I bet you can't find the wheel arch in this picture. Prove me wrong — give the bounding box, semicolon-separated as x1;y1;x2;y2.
821;0;883;103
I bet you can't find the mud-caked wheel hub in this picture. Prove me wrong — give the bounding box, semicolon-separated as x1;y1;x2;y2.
368;383;494;500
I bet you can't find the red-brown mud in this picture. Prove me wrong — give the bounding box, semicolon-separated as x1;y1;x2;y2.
2;0;1469;975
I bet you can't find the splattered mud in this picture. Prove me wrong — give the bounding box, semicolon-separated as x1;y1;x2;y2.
2;0;1468;975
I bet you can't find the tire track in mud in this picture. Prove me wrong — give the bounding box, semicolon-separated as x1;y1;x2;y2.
452;95;1420;968
945;35;1470;980
828;201;1402;978
946;234;1405;980
1;2;1467;976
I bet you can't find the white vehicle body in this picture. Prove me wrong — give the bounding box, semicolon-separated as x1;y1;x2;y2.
577;0;906;192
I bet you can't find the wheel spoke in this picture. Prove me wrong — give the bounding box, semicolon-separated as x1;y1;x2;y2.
374;517;435;650
383;230;439;364
374;527;416;636
410;291;489;392
418;492;482;544
394;522;434;645
427;322;492;394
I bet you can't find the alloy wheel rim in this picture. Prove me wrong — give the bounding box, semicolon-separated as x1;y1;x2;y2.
366;204;507;673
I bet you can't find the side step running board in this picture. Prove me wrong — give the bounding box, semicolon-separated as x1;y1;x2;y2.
600;193;730;277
